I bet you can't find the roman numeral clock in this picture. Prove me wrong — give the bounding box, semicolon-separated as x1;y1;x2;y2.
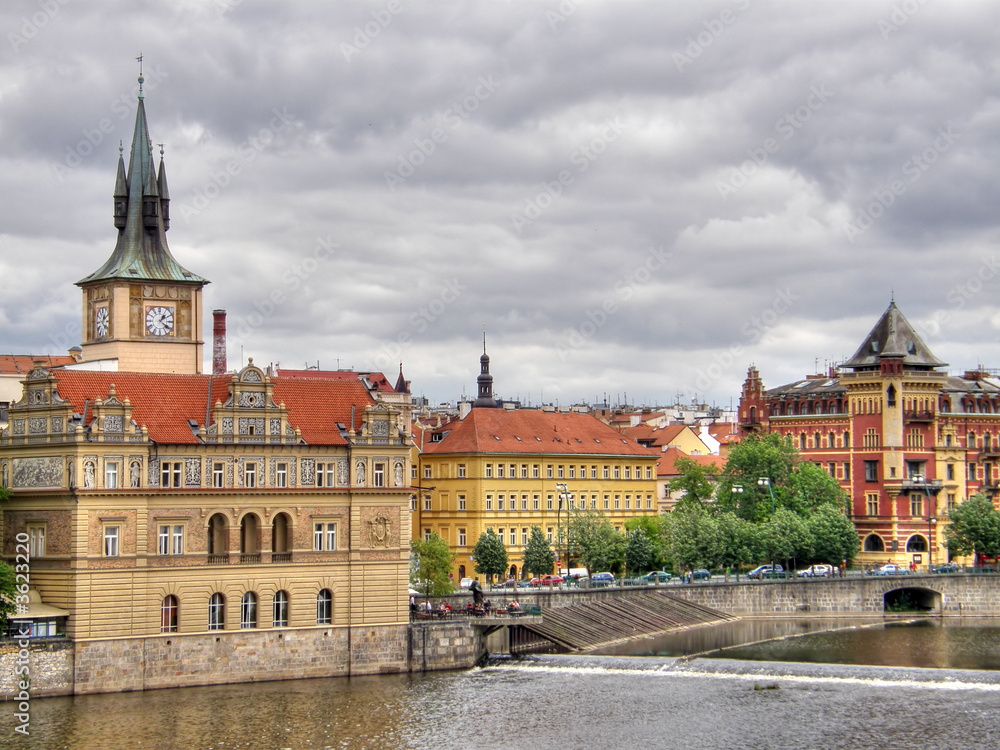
145;305;175;337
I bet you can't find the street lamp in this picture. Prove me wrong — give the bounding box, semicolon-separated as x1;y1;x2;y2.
914;474;935;571
556;482;570;577
758;477;777;570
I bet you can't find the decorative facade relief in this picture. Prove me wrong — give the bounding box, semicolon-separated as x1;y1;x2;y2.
236;456;264;488
238;417;265;436
221;417;234;435
13;456;63;489
372;419;389;438
269;418;281;435
147;458;160;487
185;458;201;487
362;507;396;549
104;415;124;433
11;419;24;436
51;416;64;433
238;392;264;408
337;458;349;486
300;458;315;485
28;417;47;434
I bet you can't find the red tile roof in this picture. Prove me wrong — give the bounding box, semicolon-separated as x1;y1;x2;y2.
277;368;397;392
50;370;373;445
424;408;660;457
650;424;689;447
656;447;724;477
0;355;76;375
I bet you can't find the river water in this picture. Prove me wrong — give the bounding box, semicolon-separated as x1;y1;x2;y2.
7;618;1000;750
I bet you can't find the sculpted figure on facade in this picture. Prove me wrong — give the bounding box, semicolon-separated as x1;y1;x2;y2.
84;460;95;489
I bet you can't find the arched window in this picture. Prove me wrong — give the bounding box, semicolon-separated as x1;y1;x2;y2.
863;534;885;552
240;514;260;558
208;513;229;558
799;434;806;451
241;592;258;628
317;589;332;625
829;431;836;448
906;535;928;552
843;431;850;447
968;431;977;448
273;590;289;628
161;595;178;633
458;564;466;579
271;512;292;559
814;432;821;449
209;593;225;630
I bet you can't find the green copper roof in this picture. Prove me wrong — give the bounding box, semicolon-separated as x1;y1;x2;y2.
77;82;207;287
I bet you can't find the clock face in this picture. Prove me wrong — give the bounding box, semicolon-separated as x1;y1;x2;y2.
145;306;175;336
95;307;109;338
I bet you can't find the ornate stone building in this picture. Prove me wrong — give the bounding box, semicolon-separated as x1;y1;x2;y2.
0;79;413;695
739;300;1000;568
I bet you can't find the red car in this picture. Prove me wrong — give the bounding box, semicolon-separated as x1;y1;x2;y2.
530;575;564;587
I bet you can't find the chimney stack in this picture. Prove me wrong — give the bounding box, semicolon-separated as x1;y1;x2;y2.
213;309;227;375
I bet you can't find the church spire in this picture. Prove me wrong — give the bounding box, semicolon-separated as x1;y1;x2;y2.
472;330;498;408
77;71;206;286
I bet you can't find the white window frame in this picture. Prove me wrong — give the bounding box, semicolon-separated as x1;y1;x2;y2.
158;524;184;556
458;495;466;511
314;522;337;551
105;461;119;489
212;462;225;488
103;525;120;557
458;528;467;546
373;463;386;488
244;462;258;489
276;462;288;488
28;524;45;558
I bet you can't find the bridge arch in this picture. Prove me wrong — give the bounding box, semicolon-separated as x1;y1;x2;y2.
883;585;941;613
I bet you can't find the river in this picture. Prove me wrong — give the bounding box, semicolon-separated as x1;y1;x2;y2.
7;618;1000;750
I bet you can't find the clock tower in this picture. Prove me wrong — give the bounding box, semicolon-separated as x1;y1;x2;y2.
76;74;209;374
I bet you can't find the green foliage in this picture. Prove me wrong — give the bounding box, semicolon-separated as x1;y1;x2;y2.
807;503;860;564
624;515;666;567
787;461;851;515
667;456;717;508
717;433;798;521
946;493;1000;559
410;533;456;596
767;508;812;566
522;526;556;577
662;504;721;570
472;529;508;582
568;509;625;574
624;527;656;575
714;512;761;570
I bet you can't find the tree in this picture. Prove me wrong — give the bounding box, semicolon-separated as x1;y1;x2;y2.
410;533;455;596
714;512;760;575
667;456;717;509
786;461;851;516
0;488;17;631
472;529;508;583
767;508;812;570
624;527;656;576
663;504;721;571
568;509;625;574
946;493;1000;560
807;503;860;565
624;515;666;568
717;433;798;521
522;526;556;578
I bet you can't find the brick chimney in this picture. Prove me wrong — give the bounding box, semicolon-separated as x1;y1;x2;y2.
212;309;227;375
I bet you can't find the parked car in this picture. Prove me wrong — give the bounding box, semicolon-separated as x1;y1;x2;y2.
747;564;784;580
876;563;908;576
691;569;712;581
591;572;615;586
643;571;672;583
459;577;474;589
930;562;960;574
796;564;833;578
530;575;564;587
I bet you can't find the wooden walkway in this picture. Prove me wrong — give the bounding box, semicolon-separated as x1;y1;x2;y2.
518;591;735;652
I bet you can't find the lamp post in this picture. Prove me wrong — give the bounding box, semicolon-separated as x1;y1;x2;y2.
556;482;570;577
758;477;777;570
914;474;935;572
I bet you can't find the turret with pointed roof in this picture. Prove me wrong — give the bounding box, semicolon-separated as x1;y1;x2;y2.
841;299;946;372
472;336;498;409
76;73;208;375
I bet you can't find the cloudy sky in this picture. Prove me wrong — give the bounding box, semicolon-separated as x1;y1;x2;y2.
2;0;1000;409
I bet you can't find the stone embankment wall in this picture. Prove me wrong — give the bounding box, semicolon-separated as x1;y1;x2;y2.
1;621;480;699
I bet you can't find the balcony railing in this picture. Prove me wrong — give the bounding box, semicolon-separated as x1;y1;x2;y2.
239;553;261;564
271;552;292;563
207;554;230;565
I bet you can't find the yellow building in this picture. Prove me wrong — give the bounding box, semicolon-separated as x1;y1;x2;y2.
0;79;413;696
412;350;660;581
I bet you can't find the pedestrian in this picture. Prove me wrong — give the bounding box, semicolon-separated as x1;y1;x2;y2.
409;595;416;614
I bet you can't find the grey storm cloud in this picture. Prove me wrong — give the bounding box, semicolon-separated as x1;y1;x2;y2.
2;0;1000;407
